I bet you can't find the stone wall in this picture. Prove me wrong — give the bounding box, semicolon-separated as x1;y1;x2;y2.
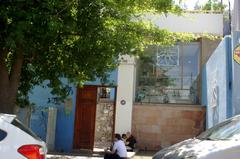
94;101;114;147
132;103;206;150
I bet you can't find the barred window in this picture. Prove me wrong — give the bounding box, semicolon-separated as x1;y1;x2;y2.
135;42;200;104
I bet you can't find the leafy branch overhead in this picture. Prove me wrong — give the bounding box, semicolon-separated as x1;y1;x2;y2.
0;0;214;111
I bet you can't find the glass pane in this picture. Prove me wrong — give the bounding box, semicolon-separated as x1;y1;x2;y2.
182;43;200;103
136;43;200;104
98;87;115;101
198;117;240;140
0;130;7;141
182;43;200;89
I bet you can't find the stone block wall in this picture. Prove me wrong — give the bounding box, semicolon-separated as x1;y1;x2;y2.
132;103;206;150
94;101;114;147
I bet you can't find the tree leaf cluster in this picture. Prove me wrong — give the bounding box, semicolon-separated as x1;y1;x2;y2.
198;0;226;11
0;0;200;107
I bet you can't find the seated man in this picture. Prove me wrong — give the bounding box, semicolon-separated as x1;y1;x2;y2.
125;132;137;151
104;134;127;159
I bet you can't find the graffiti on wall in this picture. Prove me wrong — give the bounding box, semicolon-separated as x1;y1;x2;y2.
234;45;240;65
210;70;219;125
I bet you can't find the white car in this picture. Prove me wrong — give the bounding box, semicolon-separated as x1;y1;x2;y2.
153;115;240;159
0;113;47;159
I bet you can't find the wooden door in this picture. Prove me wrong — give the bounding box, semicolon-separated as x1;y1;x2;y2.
73;86;97;150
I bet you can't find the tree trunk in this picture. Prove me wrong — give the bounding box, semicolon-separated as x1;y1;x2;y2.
0;49;24;114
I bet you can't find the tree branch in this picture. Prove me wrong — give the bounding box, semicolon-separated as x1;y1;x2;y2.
9;48;24;92
0;48;10;84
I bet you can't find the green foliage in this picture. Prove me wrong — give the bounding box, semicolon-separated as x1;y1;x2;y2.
201;0;226;11
0;0;200;106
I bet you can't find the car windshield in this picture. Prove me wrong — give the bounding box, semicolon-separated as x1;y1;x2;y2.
197;117;240;141
11;118;40;140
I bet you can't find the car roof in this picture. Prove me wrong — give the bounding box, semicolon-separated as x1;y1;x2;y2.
230;114;240;120
0;113;16;123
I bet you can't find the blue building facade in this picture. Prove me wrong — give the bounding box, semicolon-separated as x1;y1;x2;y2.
23;7;240;151
29;70;118;152
231;31;240;116
201;36;232;128
27;33;240;152
202;29;240;128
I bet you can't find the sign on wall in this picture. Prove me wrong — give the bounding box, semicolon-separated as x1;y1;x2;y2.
233;45;240;65
156;46;179;67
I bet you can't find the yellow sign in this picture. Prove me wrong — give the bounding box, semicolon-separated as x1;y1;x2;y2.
234;45;240;64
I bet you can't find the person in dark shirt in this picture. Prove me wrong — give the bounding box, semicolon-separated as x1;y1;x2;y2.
125;132;137;151
122;134;127;143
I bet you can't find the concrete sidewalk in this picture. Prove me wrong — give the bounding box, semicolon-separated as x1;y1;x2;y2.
47;154;102;159
47;150;155;159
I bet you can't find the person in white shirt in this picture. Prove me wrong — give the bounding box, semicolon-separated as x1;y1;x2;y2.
104;133;127;159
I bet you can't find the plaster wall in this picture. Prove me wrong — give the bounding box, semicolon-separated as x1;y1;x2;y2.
145;13;223;35
232;31;240;116
115;55;136;134
201;37;232;128
29;82;77;152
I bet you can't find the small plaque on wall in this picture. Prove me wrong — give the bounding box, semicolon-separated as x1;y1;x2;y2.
120;100;126;105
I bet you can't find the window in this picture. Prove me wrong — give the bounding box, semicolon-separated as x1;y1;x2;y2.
99;87;111;99
197;118;240;140
98;87;115;102
135;42;200;104
0;130;7;141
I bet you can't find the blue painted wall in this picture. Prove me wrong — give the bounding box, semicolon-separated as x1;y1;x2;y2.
231;31;240;116
28;70;118;152
85;69;118;86
202;36;232;128
29;82;77;152
30;83;51;141
54;87;77;152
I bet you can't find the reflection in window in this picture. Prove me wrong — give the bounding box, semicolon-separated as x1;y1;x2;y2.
135;42;200;104
98;87;115;102
99;87;111;98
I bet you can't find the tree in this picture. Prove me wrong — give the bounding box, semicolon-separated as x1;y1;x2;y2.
201;0;226;11
0;0;193;113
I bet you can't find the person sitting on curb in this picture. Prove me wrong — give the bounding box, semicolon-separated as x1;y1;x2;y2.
122;134;127;143
104;133;127;159
125;131;137;152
